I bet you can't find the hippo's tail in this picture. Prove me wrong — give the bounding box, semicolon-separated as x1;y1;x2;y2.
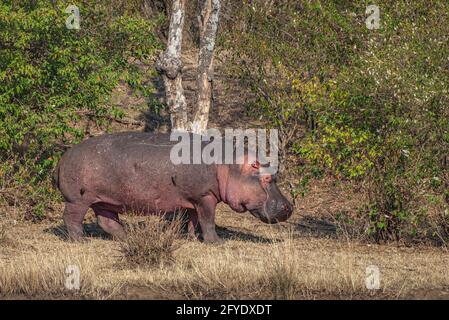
52;160;61;191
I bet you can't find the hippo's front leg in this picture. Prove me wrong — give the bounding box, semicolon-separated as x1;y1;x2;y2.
195;195;223;244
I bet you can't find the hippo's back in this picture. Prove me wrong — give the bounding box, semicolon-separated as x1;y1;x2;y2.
73;131;174;150
56;132;181;203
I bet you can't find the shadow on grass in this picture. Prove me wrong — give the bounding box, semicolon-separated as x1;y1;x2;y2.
44;223;110;241
288;216;338;239
45;222;276;244
216;225;276;243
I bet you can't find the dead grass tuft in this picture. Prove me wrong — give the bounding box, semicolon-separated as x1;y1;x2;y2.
119;215;184;268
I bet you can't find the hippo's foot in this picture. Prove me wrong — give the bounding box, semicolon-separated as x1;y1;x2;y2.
66;229;85;242
95;210;126;240
68;234;90;243
202;232;224;245
65;223;84;241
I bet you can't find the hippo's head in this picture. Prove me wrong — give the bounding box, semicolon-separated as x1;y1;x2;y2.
218;155;293;224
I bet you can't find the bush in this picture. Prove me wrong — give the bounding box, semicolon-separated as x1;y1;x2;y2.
0;0;162;218
222;0;449;242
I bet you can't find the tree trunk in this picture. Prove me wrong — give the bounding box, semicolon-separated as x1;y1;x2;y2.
156;0;190;131
191;0;221;134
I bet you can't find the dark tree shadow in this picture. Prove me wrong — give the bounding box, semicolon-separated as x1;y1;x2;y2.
290;216;338;239
216;226;277;243
138;75;171;133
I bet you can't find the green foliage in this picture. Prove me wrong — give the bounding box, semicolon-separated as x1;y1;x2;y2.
0;0;162;217
223;0;449;242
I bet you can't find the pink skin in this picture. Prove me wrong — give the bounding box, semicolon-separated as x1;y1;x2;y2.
217;155;293;225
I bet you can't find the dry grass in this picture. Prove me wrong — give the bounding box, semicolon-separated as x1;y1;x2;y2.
0;205;448;299
119;215;184;268
0;221;7;245
0;219;16;248
262;232;302;299
0;248;113;299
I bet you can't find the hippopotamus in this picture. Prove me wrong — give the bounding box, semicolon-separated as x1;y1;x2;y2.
54;132;293;243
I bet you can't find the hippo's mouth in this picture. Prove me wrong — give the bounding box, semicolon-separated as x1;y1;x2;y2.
249;201;293;224
249;208;278;224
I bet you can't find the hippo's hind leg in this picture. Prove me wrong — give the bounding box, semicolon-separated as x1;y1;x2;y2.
93;207;126;240
63;202;89;241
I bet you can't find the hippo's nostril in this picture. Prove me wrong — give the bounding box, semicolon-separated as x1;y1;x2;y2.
280;202;292;214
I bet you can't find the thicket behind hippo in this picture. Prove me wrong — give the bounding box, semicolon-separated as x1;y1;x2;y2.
54;132;293;243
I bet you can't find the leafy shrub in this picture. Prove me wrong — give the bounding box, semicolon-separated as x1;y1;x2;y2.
222;0;449;242
0;0;162;217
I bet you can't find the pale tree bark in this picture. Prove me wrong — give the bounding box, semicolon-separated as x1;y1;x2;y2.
191;0;221;134
156;0;190;131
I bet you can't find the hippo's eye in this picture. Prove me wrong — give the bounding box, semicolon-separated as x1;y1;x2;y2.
251;161;260;170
